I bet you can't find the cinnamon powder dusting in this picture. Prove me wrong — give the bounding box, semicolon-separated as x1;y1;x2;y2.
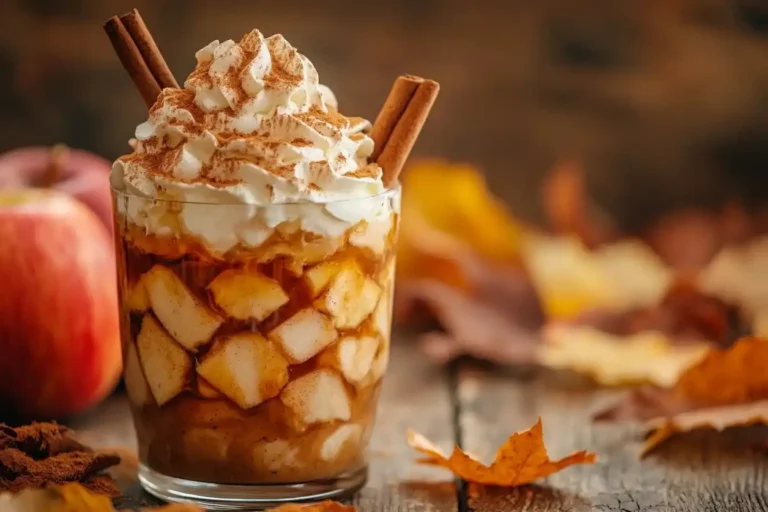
0;423;122;497
347;164;380;179
117;30;382;193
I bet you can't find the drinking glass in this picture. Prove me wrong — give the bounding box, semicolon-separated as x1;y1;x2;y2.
112;187;400;509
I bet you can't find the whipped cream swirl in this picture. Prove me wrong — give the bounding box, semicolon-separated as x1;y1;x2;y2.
112;30;393;254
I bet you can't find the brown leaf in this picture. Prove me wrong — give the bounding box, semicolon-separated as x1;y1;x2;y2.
407;418;596;486
541;159;615;248
641;401;768;455
398;278;541;366
522;236;671;320
597;337;768;421
596;337;768;453
699;235;768;320
643;209;722;271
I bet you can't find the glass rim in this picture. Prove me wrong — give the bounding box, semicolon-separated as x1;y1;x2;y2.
110;182;401;207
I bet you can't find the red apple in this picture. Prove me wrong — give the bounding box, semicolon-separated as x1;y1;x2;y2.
0;146;113;232
0;189;121;418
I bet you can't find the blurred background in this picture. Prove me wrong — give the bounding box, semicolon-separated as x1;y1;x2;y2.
3;0;768;229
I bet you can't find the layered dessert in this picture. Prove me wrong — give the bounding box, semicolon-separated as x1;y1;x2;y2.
111;30;399;484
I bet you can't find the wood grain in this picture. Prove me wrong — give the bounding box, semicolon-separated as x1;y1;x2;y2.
67;336;458;511
456;363;768;512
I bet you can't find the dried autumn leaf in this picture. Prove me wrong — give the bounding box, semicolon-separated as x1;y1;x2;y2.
699;235;768;319
0;483;113;512
596;337;768;454
522;236;671;320
541;159;615;248
400;160;524;263
407;418;596;486
521;235;614;320
643;209;722;271
397;272;541;365
641;400;768;455
539;325;710;387
670;336;768;406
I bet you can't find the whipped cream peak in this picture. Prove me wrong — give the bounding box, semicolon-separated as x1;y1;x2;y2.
112;29;394;255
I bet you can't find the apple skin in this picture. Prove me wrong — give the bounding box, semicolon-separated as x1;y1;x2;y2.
0;189;121;418
0;146;113;233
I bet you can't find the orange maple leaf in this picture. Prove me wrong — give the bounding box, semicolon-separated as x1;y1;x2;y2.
596;337;768;454
672;336;768;406
407;418;596;486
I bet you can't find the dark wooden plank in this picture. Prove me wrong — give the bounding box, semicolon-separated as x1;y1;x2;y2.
351;335;458;512
456;363;768;512
69;336;458;511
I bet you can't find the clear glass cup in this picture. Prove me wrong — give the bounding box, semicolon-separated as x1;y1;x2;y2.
112;187;400;509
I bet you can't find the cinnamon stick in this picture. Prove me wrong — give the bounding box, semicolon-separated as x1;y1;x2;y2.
104;15;161;107
377;79;440;186
370;75;423;160
120;9;179;89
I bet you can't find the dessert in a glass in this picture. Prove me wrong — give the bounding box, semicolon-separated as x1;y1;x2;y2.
108;16;437;509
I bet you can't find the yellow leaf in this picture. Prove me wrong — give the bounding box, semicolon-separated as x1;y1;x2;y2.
642;400;768;455
522;236;671;320
400;160;524;264
597;337;768;454
539;325;710;387
0;484;113;512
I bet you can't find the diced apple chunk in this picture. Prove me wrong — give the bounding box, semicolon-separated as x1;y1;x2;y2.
208;268;289;321
304;261;343;298
183;428;231;463
174;398;243;426
268;308;338;363
321;424;363;461
349;216;392;254
379;257;396;286
126;276;150;312
280;369;351;429
136;314;192;406
321;336;379;385
197;333;289;410
142;265;222;351
253;439;300;472
314;261;381;329
124;342;152;406
372;258;396;338
371;293;391;340
363;340;389;387
196;376;223;399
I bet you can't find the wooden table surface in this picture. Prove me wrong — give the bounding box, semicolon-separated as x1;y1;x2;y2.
71;336;768;512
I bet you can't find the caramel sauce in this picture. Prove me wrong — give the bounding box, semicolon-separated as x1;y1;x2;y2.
115;213;396;484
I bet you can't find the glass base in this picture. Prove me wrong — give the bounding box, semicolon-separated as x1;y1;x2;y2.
138;463;367;510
